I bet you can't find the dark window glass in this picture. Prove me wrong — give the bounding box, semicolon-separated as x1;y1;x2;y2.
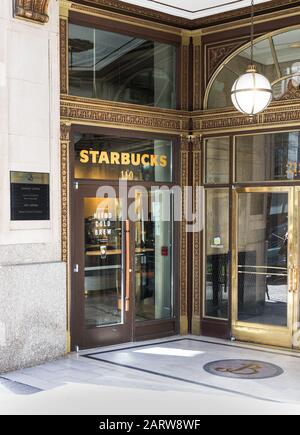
74;133;173;182
236;132;300;182
204;188;229;319
69;23;177;109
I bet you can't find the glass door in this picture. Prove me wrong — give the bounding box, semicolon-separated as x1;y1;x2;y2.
134;189;174;323
73;184;133;349
72;184;177;349
232;186;299;348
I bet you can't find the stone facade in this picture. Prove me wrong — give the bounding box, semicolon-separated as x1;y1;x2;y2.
0;1;66;372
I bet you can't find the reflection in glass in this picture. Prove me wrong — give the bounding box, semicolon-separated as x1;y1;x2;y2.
208;40;275;108
273;29;300;77
205;189;229;319
74;133;172;182
272;75;300;99
236;132;300;182
135;189;173;321
69;23;176;109
84;197;123;327
205;137;230;184
237;192;288;326
207;28;300;108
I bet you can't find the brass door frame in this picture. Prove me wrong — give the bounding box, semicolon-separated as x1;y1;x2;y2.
293;186;300;349
231;186;299;348
72;183;134;350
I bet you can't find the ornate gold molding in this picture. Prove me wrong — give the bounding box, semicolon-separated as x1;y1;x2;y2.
14;0;50;23
60;122;71;263
61;96;190;134
206;40;247;82
61;121;71;352
70;1;182;36
70;0;300;30
71;0;190;29
191;135;202;335
193;100;300;134
180;135;190;335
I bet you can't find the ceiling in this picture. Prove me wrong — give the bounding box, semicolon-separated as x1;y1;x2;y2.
119;0;272;19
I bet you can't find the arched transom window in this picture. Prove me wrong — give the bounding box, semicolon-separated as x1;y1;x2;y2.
205;27;300;110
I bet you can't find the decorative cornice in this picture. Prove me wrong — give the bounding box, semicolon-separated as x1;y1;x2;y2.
192;0;300;28
72;0;190;28
180;134;191;151
191;135;202;151
72;0;300;30
192;100;300;133
14;0;50;23
61;95;190;134
60;121;72;141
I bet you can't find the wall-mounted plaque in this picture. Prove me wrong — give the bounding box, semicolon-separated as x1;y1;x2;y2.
10;172;50;221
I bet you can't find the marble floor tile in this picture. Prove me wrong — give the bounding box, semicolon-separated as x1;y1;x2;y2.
2;335;300;405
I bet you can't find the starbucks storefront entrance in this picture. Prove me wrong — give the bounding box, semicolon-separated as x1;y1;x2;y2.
70;127;179;350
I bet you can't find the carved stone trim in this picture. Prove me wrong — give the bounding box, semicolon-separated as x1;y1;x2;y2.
70;0;300;30
180;135;190;334
71;0;191;29
61;122;71;350
61;96;190;133
60;18;68;94
14;0;50;23
191;136;202;332
206;40;248;81
192;100;300;133
60;123;71;263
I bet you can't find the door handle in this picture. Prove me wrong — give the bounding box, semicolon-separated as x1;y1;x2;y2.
288;266;294;293
125;220;130;312
293;267;299;293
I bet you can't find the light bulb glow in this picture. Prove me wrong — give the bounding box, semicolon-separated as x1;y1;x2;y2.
231;66;272;115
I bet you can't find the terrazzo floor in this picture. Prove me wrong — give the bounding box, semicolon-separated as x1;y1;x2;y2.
1;335;300;414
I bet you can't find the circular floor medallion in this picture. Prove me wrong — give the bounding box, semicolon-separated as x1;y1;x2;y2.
203;359;284;379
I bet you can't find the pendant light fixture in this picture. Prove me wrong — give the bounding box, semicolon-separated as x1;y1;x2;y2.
231;0;272;115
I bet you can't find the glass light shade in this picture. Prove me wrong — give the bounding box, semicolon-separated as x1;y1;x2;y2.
231;66;272;115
